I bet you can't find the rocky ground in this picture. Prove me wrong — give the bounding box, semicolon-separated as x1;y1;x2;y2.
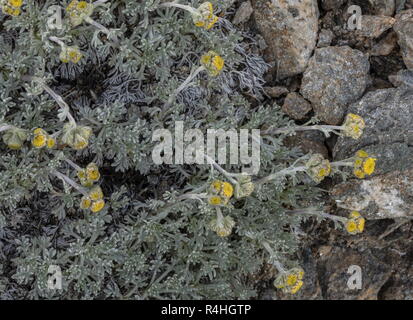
231;0;413;299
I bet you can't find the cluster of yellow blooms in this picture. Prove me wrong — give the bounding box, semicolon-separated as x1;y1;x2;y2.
306;153;332;183
1;0;23;17
77;162;100;187
273;268;305;295
200;51;225;77
345;211;365;235
191;2;219;30
61;122;93;150
2;127;27;150
353;150;376;179
76;162;105;212
342;113;366;140
80;186;105;213
208;180;234;206
31;128;56;149
59;46;83;64
66;0;94;27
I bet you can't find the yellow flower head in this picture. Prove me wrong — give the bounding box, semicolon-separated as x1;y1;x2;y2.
2;4;21;16
86;162;100;181
31;128;49;148
210;180;223;193
90;199;105;213
221;182;233;198
80;196;91;209
89;186;103;201
59;46;82;64
191;2;219;30
61;123;92;150
353;150;377;179
306;153;331;183
209;215;235;237
342;113;365;139
200;51;224;77
2;127;27;150
46;137;56;149
208;180;233;205
208;195;222;206
66;0;94;26
346;211;365;235
8;0;23;8
274;268;305;294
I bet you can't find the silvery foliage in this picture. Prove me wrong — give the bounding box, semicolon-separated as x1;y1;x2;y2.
0;0;323;299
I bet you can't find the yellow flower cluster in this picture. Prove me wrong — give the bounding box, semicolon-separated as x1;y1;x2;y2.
342;113;365;139
200;51;225;77
191;2;219;30
61;122;92;150
353;150;376;179
80;186;105;213
31;128;56;149
2;127;27;150
59;46;82;64
77;162;100;187
1;0;23;17
273;268;305;295
306;153;331;183
209;215;235;237
345;211;365;235
66;0;94;27
208;180;234;206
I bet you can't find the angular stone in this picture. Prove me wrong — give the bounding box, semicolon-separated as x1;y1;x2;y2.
252;0;319;79
264;86;289;98
332;86;413;219
371;31;398;56
282;92;312;120
369;0;396;16
300;46;370;124
394;10;413;70
331;169;413;219
317;29;334;48
357;15;396;38
233;1;254;25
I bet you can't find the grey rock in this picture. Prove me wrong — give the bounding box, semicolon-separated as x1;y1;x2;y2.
252;0;319;79
282;92;312;120
369;0;396;16
371;31;398;56
264;86;289;98
300;46;370;124
357;15;396;38
233;1;254;25
317;29;334;48
388;69;413;86
285;131;329;159
332;86;413;219
331;169;413;220
394;10;413;70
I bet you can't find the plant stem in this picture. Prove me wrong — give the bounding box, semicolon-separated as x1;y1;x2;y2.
21;75;76;125
256;166;307;185
165;66;205;108
51;170;89;197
